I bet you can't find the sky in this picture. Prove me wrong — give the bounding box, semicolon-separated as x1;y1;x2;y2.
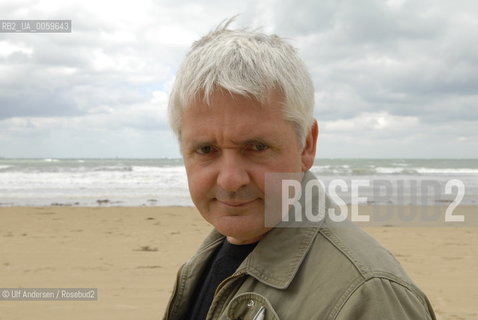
0;0;477;159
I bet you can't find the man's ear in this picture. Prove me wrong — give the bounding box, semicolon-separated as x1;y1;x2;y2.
301;120;319;171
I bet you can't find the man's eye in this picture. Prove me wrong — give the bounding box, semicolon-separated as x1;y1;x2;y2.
196;145;215;154
250;143;269;152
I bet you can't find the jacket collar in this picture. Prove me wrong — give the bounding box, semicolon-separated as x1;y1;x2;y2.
241;224;319;289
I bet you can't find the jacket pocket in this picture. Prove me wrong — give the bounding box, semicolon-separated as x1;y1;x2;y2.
224;292;280;320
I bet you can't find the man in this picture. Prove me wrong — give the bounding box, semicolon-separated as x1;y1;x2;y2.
163;20;436;320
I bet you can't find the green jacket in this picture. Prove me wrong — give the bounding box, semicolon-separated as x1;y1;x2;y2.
163;174;436;320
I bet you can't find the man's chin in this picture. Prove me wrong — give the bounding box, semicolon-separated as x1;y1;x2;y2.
212;215;269;244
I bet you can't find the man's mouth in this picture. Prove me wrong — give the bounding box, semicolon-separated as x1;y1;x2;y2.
216;199;258;207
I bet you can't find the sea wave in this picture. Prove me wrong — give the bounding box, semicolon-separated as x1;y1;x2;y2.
1;158;477;206
92;166;133;172
312;165;478;176
414;168;478;174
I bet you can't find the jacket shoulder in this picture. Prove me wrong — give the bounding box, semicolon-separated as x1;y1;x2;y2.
317;217;409;281
304;217;435;319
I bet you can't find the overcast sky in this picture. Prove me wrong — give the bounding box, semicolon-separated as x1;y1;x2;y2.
1;0;477;158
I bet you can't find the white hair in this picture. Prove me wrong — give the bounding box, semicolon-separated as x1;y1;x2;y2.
168;19;315;146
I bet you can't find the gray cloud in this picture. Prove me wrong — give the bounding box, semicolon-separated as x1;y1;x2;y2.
0;0;476;157
245;0;478;126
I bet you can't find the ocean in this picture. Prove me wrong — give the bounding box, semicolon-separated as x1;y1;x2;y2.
0;158;477;207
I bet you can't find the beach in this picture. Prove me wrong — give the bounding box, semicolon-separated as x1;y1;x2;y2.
0;206;476;320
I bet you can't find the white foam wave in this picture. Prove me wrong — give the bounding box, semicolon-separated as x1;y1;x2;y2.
132;166;186;173
414;167;478;174
375;167;415;174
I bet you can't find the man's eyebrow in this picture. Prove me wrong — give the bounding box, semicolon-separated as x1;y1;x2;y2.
185;140;216;150
230;137;277;147
235;138;268;145
184;134;280;150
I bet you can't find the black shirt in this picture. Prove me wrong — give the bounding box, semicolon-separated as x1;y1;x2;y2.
187;239;258;320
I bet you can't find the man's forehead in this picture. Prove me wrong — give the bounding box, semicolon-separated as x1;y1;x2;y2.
178;88;292;145
181;122;280;146
180;112;289;148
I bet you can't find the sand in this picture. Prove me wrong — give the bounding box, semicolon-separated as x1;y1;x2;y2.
0;206;476;320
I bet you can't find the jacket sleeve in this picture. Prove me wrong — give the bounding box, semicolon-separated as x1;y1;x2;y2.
333;277;436;320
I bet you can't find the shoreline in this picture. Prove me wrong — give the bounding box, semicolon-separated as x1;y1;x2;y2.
2;204;476;227
0;206;476;319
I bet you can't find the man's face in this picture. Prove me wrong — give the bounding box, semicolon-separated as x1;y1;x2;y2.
180;90;317;244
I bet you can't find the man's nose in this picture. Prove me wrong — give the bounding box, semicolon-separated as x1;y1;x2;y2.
216;151;250;192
